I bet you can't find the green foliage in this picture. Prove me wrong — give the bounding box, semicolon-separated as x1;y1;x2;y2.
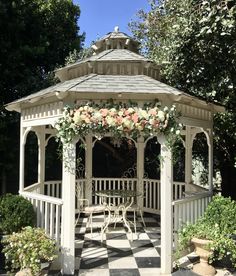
0;194;36;234
64;47;94;66
130;0;236;198
0;0;84;103
203;195;236;233
0;0;84;192
177;195;236;268
3;227;57;275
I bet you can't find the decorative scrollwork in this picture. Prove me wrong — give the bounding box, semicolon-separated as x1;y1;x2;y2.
122;164;149;179
76;163;85;179
122;164;137;178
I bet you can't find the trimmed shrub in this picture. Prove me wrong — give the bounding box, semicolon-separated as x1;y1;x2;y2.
0;194;36;234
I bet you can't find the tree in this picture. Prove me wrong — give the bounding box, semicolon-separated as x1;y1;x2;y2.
0;0;84;194
130;0;236;199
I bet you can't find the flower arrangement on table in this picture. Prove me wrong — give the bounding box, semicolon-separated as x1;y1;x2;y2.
55;100;182;144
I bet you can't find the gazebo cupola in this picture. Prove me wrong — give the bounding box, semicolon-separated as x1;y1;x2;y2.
91;26;140;53
55;26;159;83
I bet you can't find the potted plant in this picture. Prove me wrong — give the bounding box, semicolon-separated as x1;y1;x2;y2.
0;193;36;269
3;226;58;275
177;195;236;275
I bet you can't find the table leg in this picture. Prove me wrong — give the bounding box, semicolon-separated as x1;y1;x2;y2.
122;198;134;242
101;207;111;242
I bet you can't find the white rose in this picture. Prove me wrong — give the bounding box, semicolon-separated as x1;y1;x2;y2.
157;111;165;122
93;111;102;121
136;123;143;131
164;106;169;112
80;114;87;121
139;110;149;119
127;107;134;113
123;118;133;129
106;116;115;126
73;113;81;124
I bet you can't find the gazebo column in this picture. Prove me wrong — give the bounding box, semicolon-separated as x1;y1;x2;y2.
61;142;76;275
85;135;93;204
185;126;193;192
159;136;173;275
204;129;214;193
36;126;46;194
19;124;26;193
137;136;145;209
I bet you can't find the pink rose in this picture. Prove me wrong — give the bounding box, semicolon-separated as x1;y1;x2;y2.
100;108;108;117
132;113;139;123
149;108;157;116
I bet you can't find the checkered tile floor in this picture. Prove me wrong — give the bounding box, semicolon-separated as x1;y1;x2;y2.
74;213;161;276
53;212;162;276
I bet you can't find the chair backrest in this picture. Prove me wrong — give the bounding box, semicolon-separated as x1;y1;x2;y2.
75;182;84;209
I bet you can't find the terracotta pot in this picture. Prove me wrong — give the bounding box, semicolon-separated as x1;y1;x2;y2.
191;237;216;276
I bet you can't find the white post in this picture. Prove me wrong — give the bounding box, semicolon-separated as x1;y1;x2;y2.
137;136;144;208
36;127;46;194
19;122;26;193
185;126;193;192
85;135;93;204
61;142;76;275
206;129;213;193
159;136;173;275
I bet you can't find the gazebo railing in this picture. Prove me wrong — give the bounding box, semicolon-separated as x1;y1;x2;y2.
20;191;63;244
24;182;41;193
173;181;185;200
92;178;137;205
143;179;185;213
172;191;212;247
22;178;211;247
44;180;62;198
24;179;186;215
143;179;160;213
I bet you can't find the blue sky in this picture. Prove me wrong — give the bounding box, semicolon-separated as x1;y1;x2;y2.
74;0;150;46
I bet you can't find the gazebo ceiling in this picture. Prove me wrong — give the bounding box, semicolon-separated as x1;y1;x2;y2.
5;27;224;114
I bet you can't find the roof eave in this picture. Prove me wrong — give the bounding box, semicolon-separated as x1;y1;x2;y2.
5;103;21;112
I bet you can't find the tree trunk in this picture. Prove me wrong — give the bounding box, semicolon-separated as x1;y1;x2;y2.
0;169;6;195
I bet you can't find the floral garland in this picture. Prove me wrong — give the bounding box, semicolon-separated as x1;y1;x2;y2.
55;100;182;143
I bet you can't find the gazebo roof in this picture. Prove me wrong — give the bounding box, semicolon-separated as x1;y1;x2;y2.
5;27;224;114
6;73;223;113
55;49;151;82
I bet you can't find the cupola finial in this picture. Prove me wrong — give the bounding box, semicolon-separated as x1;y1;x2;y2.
114;26;119;32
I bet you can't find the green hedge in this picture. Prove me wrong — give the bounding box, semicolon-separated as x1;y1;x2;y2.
0;194;36;234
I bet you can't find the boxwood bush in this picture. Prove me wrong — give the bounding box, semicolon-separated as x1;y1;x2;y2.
0;193;36;234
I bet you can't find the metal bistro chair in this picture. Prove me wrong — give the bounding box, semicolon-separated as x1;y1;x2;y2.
75;183;106;235
127;196;146;235
121;166;146;234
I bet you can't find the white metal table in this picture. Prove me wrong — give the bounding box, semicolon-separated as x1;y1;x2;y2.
96;189;141;242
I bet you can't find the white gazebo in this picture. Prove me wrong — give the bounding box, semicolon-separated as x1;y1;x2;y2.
6;27;223;275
